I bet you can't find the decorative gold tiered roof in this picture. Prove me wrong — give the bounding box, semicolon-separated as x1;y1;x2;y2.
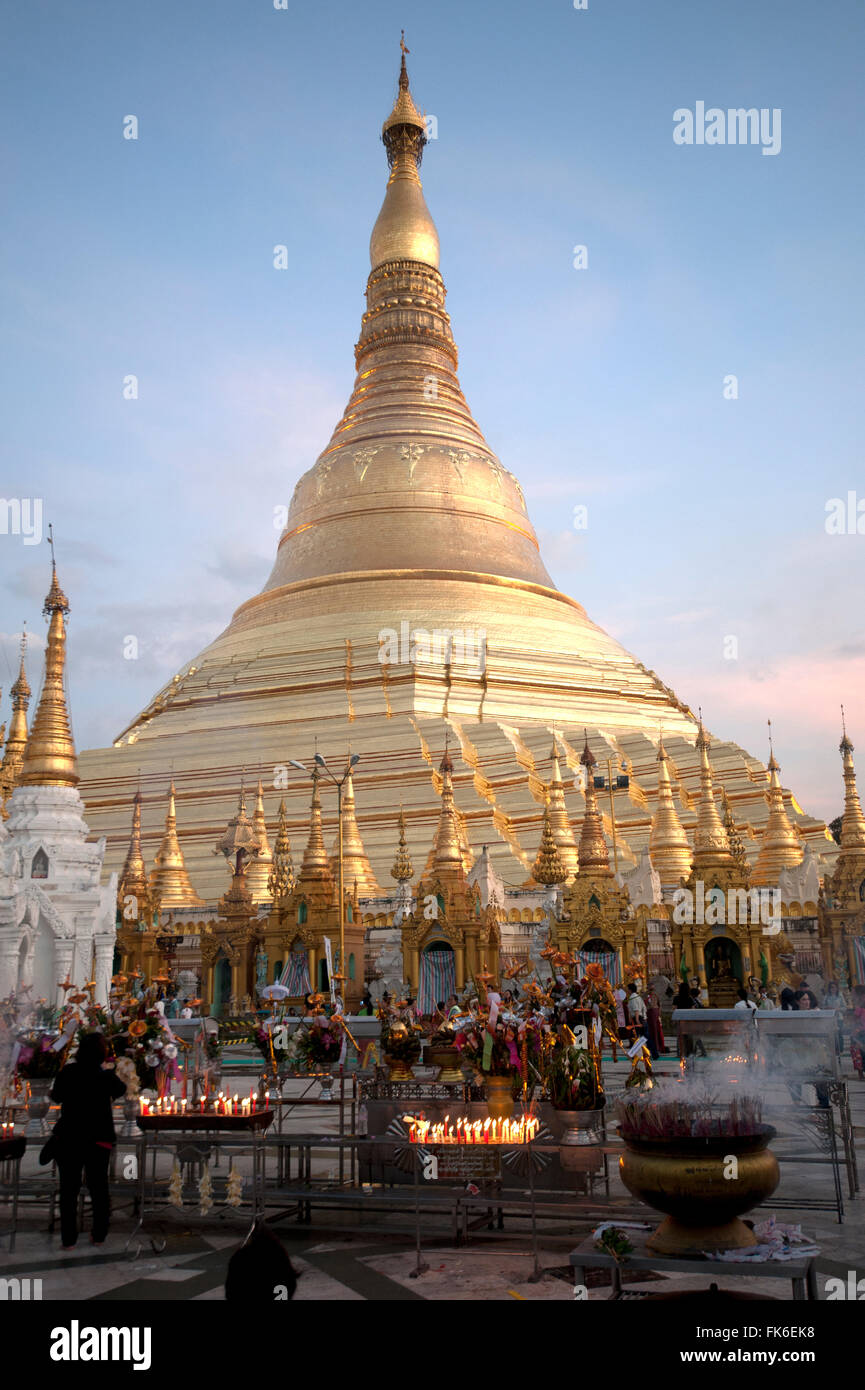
216;785;259;876
267;798;295;901
577;735;612;876
0;633;30;811
648;734;693;885
532;796;568;885
751;733;803;887
691;722;735;875
117;789;153;920
19;546;78;788
148;782;204;908
245;780;274;903
330;770;379;895
390;808;414;883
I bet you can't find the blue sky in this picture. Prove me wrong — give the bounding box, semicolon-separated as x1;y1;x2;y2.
1;0;863;819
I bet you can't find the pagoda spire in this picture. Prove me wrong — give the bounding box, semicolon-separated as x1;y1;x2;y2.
649;733;693;885
824;711;865;907
692;720;735;874
117;788;153;922
390;807;414;883
838;709;865;854
0;629;31;810
577;733;612;876
547;737;578;878
245;779;275;902
19;533;78;788
148;781;204;907
330;769;379;895
216;782;259;882
752;726;803;886
431;747;464;873
532;795;568;886
298;766;335;895
267;798;296;902
369;34;438;270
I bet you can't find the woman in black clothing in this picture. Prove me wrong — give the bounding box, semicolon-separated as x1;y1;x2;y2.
50;1032;126;1249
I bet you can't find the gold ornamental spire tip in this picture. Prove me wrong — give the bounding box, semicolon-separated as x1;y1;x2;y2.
18;538;78;789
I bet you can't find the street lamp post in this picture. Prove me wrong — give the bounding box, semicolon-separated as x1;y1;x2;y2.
289;752;360;994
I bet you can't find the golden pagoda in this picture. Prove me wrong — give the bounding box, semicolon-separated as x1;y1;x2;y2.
19;544;78;789
751;731;804;887
829;716;865;905
148;781;204;908
648;733;693;886
245;780;274;903
76;46;837;902
0;633;31;812
329;770;379;895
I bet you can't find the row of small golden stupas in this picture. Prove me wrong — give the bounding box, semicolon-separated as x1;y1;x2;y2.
530;723;865;907
111;716;865;923
3;549;862;917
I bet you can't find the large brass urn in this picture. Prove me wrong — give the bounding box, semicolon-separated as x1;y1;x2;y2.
619;1126;779;1256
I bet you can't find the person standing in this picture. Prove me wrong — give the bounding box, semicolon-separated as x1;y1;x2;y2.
644;986;665;1059
734;987;758;1014
626;983;647;1043
849;986;865;1082
757;986;777;1011
50;1033;126;1249
822;980;846;1052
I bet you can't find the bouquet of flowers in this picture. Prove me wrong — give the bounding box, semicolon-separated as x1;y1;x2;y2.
251;1022;290;1071
546;1039;605;1111
114;1003;180;1092
294;1018;344;1071
14;1030;67;1080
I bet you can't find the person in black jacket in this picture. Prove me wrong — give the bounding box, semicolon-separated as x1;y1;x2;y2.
50;1032;127;1249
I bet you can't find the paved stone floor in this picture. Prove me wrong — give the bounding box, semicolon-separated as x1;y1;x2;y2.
2;1057;863;1301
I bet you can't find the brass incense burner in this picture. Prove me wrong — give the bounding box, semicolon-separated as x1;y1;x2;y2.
619;1126;779;1256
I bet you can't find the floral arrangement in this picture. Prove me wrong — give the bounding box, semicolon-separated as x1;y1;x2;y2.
294;1018;344;1070
546;1040;605;1111
14;1030;67;1080
251;1022;291;1071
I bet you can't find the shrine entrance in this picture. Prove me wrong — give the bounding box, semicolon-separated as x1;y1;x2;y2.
705;936;744;1007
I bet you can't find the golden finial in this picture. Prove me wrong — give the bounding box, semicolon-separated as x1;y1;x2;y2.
245;778;275;902
431;744;463;869
532;795;568;885
0;625;32;809
390;807;414;883
268;797;296;901
577;732;611;875
544;734;578;877
298;763;333;888
18;533;78;788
